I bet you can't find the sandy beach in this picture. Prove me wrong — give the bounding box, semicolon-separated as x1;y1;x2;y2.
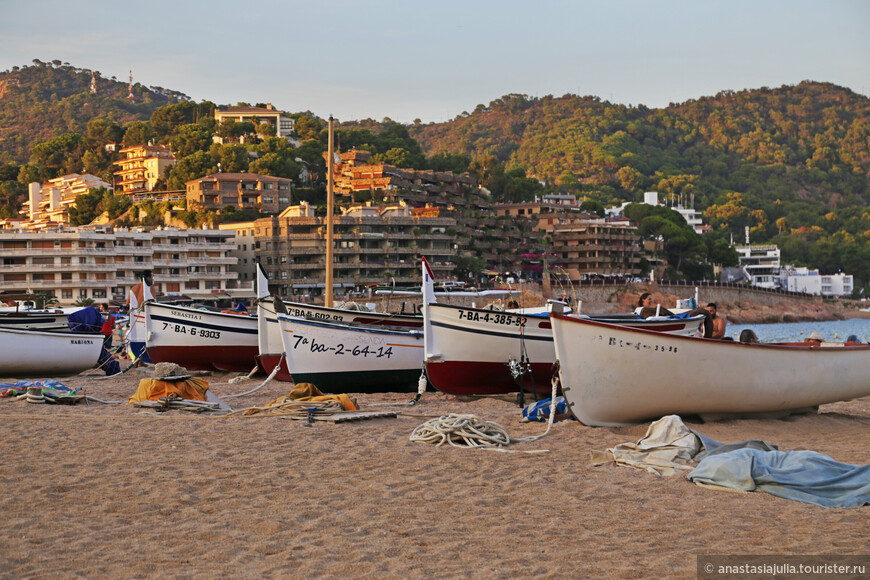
1;365;868;579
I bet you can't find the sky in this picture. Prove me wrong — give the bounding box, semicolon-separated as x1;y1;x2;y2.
1;0;868;124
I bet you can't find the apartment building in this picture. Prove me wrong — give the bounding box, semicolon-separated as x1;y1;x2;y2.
736;245;781;289
218;220;258;284
780;266;854;297
213;104;297;144
551;216;642;280
113;145;177;193
18;175;113;229
325;150;479;208
186;173;294;213
221;201;456;299
0;226;251;306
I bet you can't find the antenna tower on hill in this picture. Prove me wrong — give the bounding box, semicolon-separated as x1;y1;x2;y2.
89;72;97;94
127;70;135;102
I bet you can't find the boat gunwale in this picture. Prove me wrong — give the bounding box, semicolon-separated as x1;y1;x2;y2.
549;312;870;351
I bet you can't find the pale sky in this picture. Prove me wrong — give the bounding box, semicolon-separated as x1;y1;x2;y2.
1;0;867;123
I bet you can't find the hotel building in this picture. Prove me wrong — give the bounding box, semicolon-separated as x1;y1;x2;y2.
0;226;251;305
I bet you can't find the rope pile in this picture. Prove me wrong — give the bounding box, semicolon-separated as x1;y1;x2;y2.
409;413;511;448
225;398;344;418
410;374;562;451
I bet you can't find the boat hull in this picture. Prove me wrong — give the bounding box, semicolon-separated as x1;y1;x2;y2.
145;303;258;371
550;313;870;426
0;328;102;377
278;314;424;392
423;303;704;396
0;310;73;332
257;298;421;380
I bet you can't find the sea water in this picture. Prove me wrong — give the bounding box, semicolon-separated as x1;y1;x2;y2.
728;318;870;344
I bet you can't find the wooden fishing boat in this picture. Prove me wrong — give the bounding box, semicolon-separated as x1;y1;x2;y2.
0;327;103;377
277;313;425;392
550;313;870;427
423;302;706;396
257;297;422;381
144;302;258;371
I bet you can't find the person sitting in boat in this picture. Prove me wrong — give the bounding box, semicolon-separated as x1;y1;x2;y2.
739;329;759;344
635;292;714;338
705;302;727;339
846;334;861;344
804;331;824;345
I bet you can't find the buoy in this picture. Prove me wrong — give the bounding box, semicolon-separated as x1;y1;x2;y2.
835;333;838;338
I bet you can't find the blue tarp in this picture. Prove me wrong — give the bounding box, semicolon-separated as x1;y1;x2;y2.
67;306;104;333
522;396;573;422
688;442;870;508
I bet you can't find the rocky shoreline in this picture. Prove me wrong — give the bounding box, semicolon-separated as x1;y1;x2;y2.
598;287;870;325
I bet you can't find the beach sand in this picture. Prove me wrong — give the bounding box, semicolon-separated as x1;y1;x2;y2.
1;366;867;578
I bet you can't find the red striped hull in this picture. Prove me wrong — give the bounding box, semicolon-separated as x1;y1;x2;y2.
425;360;557;396
256;353;293;382
147;345;259;372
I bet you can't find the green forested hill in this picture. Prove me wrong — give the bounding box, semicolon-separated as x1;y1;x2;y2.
405;82;870;289
409;82;869;209
2;64;870;289
0;60;187;163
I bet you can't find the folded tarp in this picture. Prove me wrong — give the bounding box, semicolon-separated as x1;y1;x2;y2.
688;448;870;508
129;377;210;403
590;415;707;476
274;382;357;411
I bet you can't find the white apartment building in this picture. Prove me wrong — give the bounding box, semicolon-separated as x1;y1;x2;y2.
19;175;113;230
736;244;781;289
0;226;253;306
780;266;854;297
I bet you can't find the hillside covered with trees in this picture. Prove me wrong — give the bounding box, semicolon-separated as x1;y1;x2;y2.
1;62;869;292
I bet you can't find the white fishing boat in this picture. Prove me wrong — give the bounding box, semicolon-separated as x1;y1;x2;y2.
421;257;705;396
0;308;80;332
277;313;425;392
254;264;422;381
550;312;870;427
145;302;258;371
0;327;103;377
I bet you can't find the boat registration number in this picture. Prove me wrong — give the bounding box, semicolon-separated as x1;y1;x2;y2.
163;323;221;340
292;334;394;358
457;310;526;327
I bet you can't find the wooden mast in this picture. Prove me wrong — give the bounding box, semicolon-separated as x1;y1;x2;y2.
325;116;335;307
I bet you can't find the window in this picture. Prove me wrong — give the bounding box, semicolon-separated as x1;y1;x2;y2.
62;289;72;299
263;197;273;203
93;289;106;298
79;289;88;298
205;281;220;290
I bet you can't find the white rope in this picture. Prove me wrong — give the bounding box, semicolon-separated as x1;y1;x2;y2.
410;413;510;447
221;354;283;399
409;372;560;452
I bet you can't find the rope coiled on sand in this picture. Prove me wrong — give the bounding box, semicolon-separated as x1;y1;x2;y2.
409;413;511;447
